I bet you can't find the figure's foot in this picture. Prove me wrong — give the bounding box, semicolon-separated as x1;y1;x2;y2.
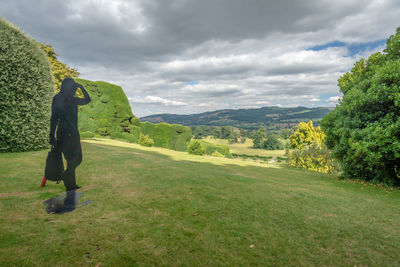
66;185;82;192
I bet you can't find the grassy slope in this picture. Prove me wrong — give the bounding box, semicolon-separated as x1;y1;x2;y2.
1;139;399;266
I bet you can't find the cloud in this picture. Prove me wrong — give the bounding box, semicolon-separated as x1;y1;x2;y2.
129;96;187;106
1;0;399;116
326;96;341;102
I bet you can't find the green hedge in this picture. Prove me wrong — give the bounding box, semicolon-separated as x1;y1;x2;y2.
76;79;140;136
140;122;192;151
199;141;230;156
0;18;54;152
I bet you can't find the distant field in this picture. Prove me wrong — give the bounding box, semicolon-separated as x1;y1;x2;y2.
202;136;286;157
1;138;399;266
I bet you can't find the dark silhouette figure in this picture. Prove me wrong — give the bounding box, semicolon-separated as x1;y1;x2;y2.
49;78;91;191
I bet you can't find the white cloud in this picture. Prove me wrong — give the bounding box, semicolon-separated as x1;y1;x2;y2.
326;96;341;102
1;0;398;117
130;96;187;106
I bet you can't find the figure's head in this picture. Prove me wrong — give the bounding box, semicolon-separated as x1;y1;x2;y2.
60;78;77;97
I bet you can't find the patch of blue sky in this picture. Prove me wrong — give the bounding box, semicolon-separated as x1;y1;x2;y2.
307;39;387;56
184;81;199;86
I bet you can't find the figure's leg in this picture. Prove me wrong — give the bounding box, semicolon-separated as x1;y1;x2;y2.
62;134;82;191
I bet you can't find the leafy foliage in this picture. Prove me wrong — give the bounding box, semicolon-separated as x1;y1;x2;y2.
289;121;325;150
199;141;230;157
138;133;154;147
252;126;267;148
321;27;400;185
251;126;284;150
76;79;140;136
140;122;192;151
0;18;54;152
264;134;282;150
288;121;336;173
39;43;80;93
188;140;205;155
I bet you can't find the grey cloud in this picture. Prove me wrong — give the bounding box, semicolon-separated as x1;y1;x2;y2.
1;0;399;117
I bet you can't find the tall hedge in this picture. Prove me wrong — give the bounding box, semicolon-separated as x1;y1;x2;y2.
140;122;192;151
76;79;140;135
0;18;54;152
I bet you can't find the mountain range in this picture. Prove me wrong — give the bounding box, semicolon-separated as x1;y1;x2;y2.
140;106;334;130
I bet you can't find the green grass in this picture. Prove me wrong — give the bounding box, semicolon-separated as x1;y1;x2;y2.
1;138;399;266
202;136;286;157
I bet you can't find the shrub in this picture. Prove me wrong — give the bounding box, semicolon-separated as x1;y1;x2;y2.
139;133;154;147
121;132;139;143
188;140;205;155
288;121;336;173
288;144;337;173
109;132;123;140
199;141;230;156
0;18;54;152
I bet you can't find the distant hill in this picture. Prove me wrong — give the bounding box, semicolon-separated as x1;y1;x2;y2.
140;106;334;130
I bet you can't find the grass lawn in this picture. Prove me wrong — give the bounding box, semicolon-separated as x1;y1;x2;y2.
202;136;286;157
1;138;399;266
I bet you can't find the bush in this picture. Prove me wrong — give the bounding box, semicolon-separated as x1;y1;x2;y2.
188;140;205;155
288;121;336;173
109;132;123;140
0;18;54;152
288;144;337;173
139;133;154;147
199;141;230;156
121;132;139;143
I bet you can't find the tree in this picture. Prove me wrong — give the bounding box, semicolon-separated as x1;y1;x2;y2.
252;126;267;148
39;43;80;94
289;121;325;150
264;134;282;150
321;27;400;185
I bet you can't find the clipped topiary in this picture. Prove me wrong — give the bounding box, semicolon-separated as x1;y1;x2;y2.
0;18;54;152
140;122;192;151
76;79;140;136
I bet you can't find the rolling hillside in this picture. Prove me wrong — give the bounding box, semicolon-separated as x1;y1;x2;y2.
140;106;334;130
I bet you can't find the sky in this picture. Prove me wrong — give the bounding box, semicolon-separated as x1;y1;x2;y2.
1;0;399;117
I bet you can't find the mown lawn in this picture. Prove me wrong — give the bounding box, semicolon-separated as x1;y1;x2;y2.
1;138;399;266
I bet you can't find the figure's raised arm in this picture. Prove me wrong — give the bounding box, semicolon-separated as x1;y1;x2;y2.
73;83;91;105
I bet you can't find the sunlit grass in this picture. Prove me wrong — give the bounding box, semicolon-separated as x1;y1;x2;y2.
1;139;399;266
202;136;286;157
